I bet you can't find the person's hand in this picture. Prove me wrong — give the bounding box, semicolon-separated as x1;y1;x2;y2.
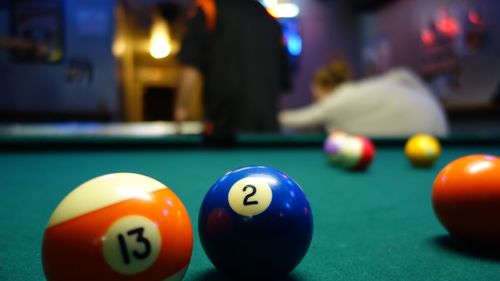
174;104;189;134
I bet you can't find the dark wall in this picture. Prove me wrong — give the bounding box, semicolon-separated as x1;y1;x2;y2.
0;0;118;121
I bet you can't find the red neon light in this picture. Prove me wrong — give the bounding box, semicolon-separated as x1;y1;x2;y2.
436;15;461;37
421;28;436;46
468;11;483;26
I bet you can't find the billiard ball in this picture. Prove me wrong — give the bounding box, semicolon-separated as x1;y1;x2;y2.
340;135;376;171
324;131;349;165
432;155;500;246
198;166;313;280
42;173;193;281
405;134;441;167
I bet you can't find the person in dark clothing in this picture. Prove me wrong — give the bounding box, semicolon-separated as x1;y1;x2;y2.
175;0;290;140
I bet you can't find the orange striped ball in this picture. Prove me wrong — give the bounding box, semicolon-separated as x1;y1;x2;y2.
42;173;193;281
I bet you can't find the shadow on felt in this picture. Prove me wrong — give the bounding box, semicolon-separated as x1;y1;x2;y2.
196;268;305;281
431;235;500;262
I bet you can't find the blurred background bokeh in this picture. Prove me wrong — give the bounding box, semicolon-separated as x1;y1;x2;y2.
0;0;498;136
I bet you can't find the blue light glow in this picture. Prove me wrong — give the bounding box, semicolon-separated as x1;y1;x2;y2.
285;32;302;56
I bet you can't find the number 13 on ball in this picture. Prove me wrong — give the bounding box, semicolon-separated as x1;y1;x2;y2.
42;173;193;281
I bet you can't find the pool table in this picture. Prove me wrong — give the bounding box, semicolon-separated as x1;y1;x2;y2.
0;132;499;281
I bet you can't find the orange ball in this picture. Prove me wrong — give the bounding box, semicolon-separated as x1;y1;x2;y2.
432;155;500;246
42;173;193;281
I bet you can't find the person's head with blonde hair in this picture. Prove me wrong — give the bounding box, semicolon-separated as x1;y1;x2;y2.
311;61;352;101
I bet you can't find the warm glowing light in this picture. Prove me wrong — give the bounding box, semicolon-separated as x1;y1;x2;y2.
421;28;436;46
112;38;126;57
268;3;300;18
149;17;171;59
435;14;461;37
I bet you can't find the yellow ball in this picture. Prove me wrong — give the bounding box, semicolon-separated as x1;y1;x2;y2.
404;134;441;167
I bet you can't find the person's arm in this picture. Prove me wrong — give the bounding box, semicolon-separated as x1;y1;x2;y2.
174;65;202;124
279;85;354;131
278;102;329;131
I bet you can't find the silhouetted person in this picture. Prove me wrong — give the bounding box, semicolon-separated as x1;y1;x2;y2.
175;0;290;142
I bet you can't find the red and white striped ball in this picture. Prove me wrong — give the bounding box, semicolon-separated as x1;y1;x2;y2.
339;135;376;171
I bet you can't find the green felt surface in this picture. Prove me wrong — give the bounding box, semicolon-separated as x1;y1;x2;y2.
1;145;500;281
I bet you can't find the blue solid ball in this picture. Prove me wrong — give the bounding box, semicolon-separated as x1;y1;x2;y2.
198;166;313;280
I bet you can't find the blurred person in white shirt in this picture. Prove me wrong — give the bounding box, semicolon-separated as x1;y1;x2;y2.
279;63;449;137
